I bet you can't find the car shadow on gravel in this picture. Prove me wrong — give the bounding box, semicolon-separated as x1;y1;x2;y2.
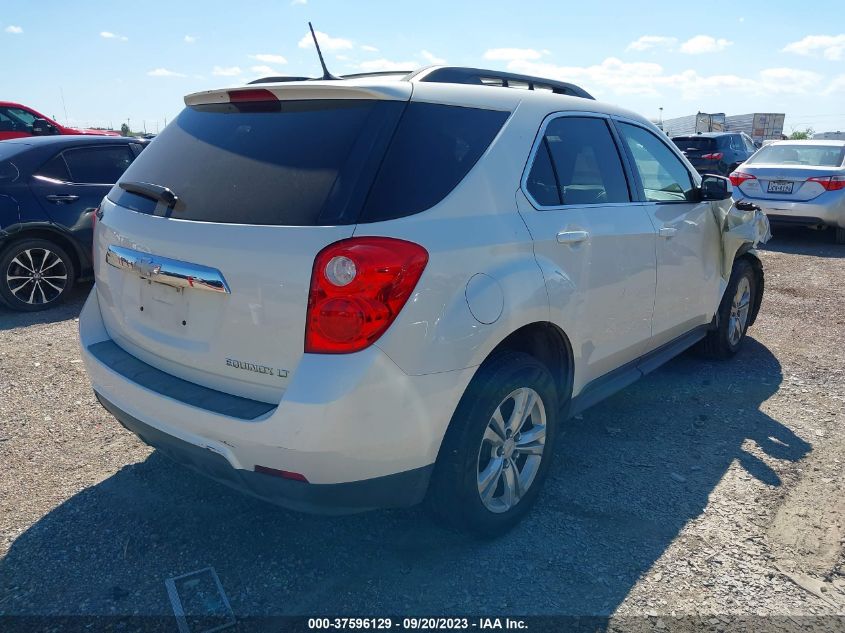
0;337;811;623
763;226;844;258
0;283;91;331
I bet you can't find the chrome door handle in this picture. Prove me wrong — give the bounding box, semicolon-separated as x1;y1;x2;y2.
659;227;678;238
106;245;231;294
556;230;589;244
45;194;80;204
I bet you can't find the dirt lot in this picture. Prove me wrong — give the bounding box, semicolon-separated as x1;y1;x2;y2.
1;227;844;628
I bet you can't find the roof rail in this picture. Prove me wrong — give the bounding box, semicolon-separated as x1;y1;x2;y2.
246;66;594;100
410;66;594;100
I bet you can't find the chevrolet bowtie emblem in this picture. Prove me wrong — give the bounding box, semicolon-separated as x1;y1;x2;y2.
137;257;162;278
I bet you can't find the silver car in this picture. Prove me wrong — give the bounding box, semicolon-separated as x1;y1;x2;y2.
730;140;845;243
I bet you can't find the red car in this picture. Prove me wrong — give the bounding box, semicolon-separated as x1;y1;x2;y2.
0;101;122;140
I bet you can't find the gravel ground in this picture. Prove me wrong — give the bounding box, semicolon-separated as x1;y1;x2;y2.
0;226;843;628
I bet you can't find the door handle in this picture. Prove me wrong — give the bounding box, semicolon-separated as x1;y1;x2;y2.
556;230;589;245
45;194;80;204
658;227;678;238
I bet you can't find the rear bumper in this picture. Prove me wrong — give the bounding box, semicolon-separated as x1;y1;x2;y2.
740;195;845;228
96;393;432;514
79;288;475;512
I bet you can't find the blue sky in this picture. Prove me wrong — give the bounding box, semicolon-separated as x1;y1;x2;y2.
2;0;844;134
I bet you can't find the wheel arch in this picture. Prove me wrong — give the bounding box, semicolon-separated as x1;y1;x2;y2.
0;225;85;283
479;321;575;409
735;247;764;327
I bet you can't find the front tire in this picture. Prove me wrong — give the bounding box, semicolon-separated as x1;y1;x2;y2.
702;258;756;359
835;226;845;245
426;351;559;537
0;238;75;311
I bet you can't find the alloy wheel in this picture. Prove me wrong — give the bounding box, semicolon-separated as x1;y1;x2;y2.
476;387;547;513
728;276;751;346
5;247;69;306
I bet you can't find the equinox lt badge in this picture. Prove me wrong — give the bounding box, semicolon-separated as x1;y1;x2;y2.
226;358;289;378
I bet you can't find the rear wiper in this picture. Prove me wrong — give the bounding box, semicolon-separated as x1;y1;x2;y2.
119;181;179;207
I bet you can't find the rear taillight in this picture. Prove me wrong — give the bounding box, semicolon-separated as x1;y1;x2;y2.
807;175;845;191
702;152;724;160
729;171;756;187
91;205;99;260
305;237;429;354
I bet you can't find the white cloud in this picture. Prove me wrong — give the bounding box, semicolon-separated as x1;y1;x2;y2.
420;50;445;65
358;58;417;72
822;74;845;95
184;35;197;44
147;68;186;78
298;30;353;51
626;36;677;52
100;31;128;41
212;66;243;76
291;0;307;4
4;25;23;34
758;67;823;94
335;55;351;62
679;35;732;54
250;65;281;75
506;57;824;101
250;53;288;64
782;34;845;61
361;45;379;52
483;48;544;61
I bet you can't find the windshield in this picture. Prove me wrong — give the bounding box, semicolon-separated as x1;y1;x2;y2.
746;144;845;167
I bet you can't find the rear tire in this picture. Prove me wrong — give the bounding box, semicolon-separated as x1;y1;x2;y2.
426;351;559;537
701;258;756;359
835;226;845;245
0;238;75;312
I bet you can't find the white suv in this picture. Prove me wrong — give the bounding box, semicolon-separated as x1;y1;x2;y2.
80;66;765;535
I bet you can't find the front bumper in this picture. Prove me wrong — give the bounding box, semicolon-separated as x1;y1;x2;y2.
80;288;475;513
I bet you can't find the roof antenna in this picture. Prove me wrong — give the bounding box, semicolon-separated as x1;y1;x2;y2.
309;22;340;80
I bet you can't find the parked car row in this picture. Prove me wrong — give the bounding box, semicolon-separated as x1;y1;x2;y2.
672;132;845;244
0;136;147;310
0;101;121;141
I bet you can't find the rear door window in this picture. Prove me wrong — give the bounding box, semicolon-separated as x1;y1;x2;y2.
63;146;135;184
525;116;630;207
619;123;695;202
36;155;71;182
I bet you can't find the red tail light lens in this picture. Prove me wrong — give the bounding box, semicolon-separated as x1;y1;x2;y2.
729;171;756;187
807;175;845;191
305;237;429;354
701;152;724;160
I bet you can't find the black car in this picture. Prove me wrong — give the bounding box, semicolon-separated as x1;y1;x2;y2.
0;135;146;311
672;132;758;177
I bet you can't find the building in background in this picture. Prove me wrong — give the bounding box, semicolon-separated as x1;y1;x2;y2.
813;131;845;140
662;112;785;145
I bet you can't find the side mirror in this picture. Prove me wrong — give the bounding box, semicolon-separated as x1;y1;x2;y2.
700;174;732;201
31;119;56;136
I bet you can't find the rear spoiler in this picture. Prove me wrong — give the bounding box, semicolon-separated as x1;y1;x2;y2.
185;82;412;106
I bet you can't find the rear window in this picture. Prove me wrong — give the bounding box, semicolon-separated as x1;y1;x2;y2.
746;144;845;167
110;99;509;226
672;137;717;152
